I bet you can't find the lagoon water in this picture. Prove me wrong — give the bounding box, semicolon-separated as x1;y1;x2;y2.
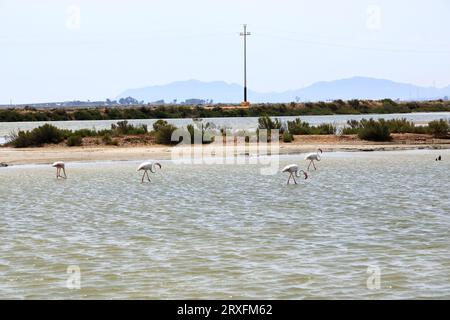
0;149;449;299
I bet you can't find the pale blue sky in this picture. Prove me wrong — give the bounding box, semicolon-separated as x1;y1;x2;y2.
1;0;449;104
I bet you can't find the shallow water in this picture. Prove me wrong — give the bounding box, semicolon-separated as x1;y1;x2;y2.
1;112;449;139
0;150;449;299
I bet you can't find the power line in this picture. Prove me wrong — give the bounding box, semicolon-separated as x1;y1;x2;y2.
254;33;450;54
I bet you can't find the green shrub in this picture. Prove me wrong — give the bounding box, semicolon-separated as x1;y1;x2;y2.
67;135;83;147
427;119;449;138
342;119;361;134
8;131;32;148
358;119;391;141
102;134;119;145
257;116;284;142
343;118;427;135
32;124;64;145
258;116;283;132
152;121;178;145
287;118;336;135
287;118;311;135
385;118;418;133
111;120;147;135
313;123;337;135
9;124;64;147
283;131;293;143
186;122;215;144
153;119;170;131
72;128;98;137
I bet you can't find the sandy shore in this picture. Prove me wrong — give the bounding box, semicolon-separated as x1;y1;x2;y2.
1;134;449;165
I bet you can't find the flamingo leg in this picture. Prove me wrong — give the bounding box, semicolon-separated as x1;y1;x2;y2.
293;174;298;185
62;168;67;179
56;168;59;179
146;170;151;182
141;171;145;183
312;161;317;170
287;173;292;184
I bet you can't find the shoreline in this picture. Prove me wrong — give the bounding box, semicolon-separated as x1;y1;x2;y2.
1;134;449;165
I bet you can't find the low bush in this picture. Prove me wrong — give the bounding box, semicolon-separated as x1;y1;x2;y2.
67;135;83;147
427;119;449;138
9;124;64;147
111;120;147;135
287;118;337;135
152;120;178;145
102;134;119;146
357;119;391;141
287;118;311;135
258;116;283;133
283;131;293;143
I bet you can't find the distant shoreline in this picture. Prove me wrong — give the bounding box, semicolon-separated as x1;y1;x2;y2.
2;134;449;166
1;100;450;122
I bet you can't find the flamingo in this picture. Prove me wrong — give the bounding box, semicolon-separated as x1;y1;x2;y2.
282;164;308;185
52;161;67;179
305;148;323;171
137;161;162;183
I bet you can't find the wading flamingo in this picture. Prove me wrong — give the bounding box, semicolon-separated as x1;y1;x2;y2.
52;161;67;179
137;161;162;183
305;148;323;171
282;164;308;185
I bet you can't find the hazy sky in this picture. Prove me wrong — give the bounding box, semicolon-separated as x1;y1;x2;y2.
1;0;450;104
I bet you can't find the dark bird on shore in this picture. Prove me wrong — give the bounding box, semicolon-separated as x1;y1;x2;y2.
0;162;8;167
435;155;442;161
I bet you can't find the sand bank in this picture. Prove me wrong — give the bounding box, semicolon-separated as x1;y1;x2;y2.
1;134;449;165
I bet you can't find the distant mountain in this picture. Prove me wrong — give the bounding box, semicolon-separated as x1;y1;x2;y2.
287;77;449;102
117;77;450;103
118;80;256;104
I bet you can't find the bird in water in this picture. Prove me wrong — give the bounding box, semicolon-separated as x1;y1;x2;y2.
137;161;162;183
436;155;442;161
305;148;323;171
282;164;308;185
52;161;67;179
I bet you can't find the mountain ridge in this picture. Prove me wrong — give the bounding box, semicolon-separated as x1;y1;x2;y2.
117;77;450;103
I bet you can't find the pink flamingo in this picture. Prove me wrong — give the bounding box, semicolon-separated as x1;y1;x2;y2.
282;164;308;185
305;148;323;171
137;162;162;183
52;161;67;179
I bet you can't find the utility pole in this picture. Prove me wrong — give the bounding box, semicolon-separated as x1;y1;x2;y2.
240;24;251;105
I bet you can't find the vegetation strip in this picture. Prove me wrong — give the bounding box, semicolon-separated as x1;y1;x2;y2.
1;99;450;122
4;117;449;148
